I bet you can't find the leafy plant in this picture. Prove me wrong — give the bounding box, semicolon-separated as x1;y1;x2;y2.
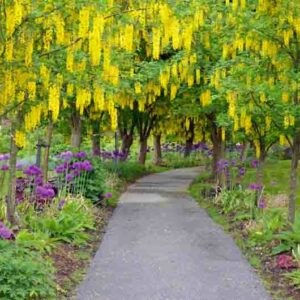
16;230;57;253
273;215;300;254
285;270;300;288
0;240;56;300
23;197;95;245
292;245;300;268
248;208;287;246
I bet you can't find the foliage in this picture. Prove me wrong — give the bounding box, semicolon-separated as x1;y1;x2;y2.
104;161;148;183
215;189;257;216
248;209;287;246
0;240;56;300
285;270;300;288
16;230;57;253
22;197;95;246
83;159;107;204
273;215;300;254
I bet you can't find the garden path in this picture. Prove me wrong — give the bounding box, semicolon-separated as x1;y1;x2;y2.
77;167;271;300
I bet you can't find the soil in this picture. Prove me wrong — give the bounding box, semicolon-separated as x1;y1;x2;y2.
49;206;114;299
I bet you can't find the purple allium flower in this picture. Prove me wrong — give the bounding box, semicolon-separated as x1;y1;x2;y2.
105;192;113;199
16;162;24;170
34;176;43;186
75;151;87;159
82;160;93;172
235;143;244;152
66;173;74;182
58;199;66;210
73;169;81;177
249;183;263;191
251;159;259;168
0;154;10;161
58;151;73;161
238;167;246;176
36;185;55;198
1;165;9;171
258;198;266;209
55;164;67;174
23;165;42;177
0;221;14;240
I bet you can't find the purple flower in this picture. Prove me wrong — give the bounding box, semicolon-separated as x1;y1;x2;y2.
34;176;43;186
251;159;259;168
81;160;93;172
249;183;263;191
16;162;24;170
36;185;55;198
23;165;42;177
58;151;73;161
0;154;10;161
73;169;81;177
0;221;14;240
75;151;87;159
235;143;244;152
105;192;113;199
55;164;67;174
238;167;246;176
1;165;9;171
66;173;74;182
258;198;266;209
58;199;66;210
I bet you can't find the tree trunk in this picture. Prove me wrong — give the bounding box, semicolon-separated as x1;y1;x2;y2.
121;133;134;160
71;112;82;149
92;122;101;156
240;142;249;162
289;133;300;224
153;134;162;165
256;149;266;187
6;123;19;226
138;138;148;165
184;120;195;158
211;127;224;182
43;120;54;182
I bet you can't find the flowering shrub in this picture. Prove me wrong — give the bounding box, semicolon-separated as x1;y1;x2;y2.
0;221;14;240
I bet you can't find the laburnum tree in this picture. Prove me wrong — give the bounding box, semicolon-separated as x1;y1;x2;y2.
220;0;300;223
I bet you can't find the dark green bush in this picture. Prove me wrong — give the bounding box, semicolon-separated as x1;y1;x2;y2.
83;159;107;204
104;161;148;183
0;240;56;300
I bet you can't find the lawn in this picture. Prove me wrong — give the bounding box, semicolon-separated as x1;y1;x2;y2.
243;159;300;205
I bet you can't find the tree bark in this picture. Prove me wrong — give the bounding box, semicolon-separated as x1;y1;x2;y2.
184;120;195;158
43;120;54;182
121;133;134;160
153;134;162;165
289;133;300;224
256;147;266;187
71;112;82;149
211;127;224;182
92;122;101;156
6;123;19;226
138;138;148;165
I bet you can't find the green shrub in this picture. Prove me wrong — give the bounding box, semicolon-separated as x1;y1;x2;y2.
104;161;147;183
285;270;300;288
23;197;95;245
16;230;57;253
0;240;56;300
248;208;287;246
273;214;300;254
216;189;257;216
83;159;107;204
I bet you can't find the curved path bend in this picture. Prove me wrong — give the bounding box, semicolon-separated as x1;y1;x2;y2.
77;167;271;300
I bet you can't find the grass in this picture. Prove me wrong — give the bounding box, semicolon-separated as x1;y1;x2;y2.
242;159;300;205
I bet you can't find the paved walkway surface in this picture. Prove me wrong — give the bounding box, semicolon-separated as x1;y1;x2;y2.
77;167;271;300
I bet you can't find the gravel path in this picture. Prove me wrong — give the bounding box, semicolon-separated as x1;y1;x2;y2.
77;167;271;300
